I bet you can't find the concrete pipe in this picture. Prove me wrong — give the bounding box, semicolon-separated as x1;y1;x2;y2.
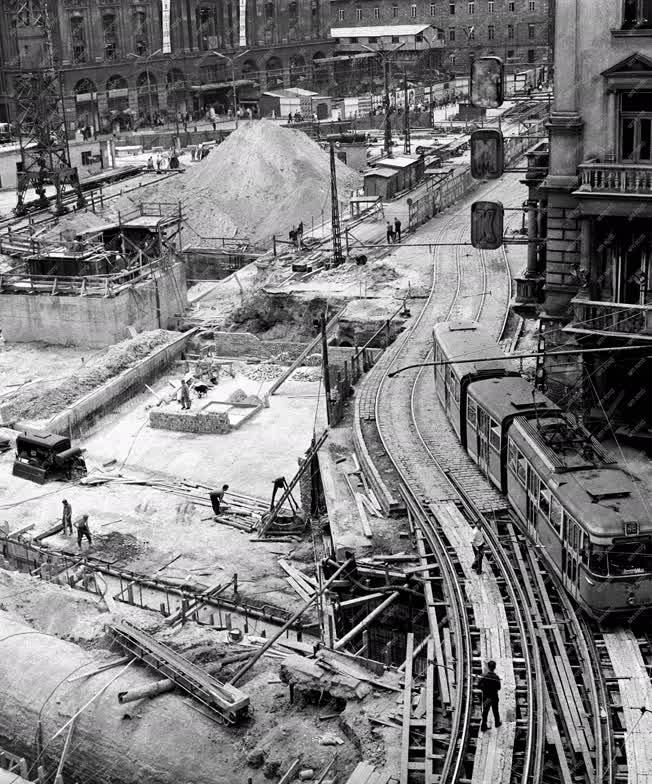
0;613;238;784
117;679;175;704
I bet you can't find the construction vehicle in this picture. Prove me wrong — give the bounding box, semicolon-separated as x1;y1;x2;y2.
13;431;86;484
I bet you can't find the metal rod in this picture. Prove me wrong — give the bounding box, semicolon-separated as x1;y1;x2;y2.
388;344;652;377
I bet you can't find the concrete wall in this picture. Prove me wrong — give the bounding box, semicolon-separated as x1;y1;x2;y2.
45;329;195;438
0;261;187;348
182;248;258;282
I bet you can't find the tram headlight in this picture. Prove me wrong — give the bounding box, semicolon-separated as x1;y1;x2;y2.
627;591;636;606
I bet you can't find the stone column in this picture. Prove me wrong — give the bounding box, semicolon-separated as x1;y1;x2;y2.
605;90;617;160
576;216;592;300
537;198;547;273
526;199;539;276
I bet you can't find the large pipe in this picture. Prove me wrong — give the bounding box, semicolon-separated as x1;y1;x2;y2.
118;679;175;704
333;588;405;651
0;614;242;784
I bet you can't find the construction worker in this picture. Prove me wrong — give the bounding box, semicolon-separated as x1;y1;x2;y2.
146;156;154;170
479;660;502;732
179;379;191;410
394;217;402;242
75;514;92;549
209;484;229;516
62;498;73;535
471;521;485;574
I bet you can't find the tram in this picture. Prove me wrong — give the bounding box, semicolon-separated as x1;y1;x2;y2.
433;320;652;619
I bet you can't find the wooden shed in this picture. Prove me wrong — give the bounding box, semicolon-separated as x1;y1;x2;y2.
363;167;399;200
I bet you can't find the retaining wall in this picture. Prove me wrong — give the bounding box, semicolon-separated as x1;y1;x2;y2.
181;248;259;282
0;262;187;347
44;329;196;438
149;408;232;434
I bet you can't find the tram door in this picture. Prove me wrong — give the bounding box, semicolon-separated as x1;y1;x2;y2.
562;515;581;598
477;407;489;474
526;466;538;533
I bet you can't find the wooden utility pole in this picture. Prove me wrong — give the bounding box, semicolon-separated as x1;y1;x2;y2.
329;143;344;266
403;73;411;154
321;312;332;426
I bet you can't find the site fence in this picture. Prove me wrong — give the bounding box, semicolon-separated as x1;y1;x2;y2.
327;303;405;427
407;122;545;231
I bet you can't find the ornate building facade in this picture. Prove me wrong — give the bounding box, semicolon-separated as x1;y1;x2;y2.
0;0;335;127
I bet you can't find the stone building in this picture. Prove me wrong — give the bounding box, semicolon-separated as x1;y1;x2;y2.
520;0;652;438
328;0;553;84
0;0;335;128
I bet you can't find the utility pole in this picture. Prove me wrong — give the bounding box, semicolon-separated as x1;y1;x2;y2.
321;312;332;426
329;143;344;267
403;72;410;155
211;49;250;128
359;42;404;158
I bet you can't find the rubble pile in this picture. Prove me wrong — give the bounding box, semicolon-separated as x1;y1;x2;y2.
8;330;176;421
120;120;362;248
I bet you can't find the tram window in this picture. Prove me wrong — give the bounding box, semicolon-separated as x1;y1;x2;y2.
467;398;477;427
508;439;517;470
489;420;500;451
453;377;460;402
516;453;526;485
539;487;550;518
607;538;652;575
528;468;539;498
550;496;562;532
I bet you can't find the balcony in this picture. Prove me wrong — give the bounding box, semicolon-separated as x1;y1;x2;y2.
575;159;652;198
564;299;652;339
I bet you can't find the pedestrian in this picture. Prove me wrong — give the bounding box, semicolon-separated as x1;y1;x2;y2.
155;155;162;173
62;498;73;535
394;217;402;242
471;521;485;574
247;107;253;121
386;221;394;244
297;221;304;243
146;156;154;170
209;484;229;516
289;228;297;248
75;514;92;549
479;660;502;732
178;378;191;410
288;112;293;124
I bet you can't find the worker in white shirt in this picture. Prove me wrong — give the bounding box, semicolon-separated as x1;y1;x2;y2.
471;522;486;574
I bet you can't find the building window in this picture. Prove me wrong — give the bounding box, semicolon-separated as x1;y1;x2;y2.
623;0;652;29
102;13;118;61
350;36;358;42
449;1;455;13
369;36;377;41
620;92;652;162
197;5;219;50
411;4;417;16
507;48;514;59
374;6;380;17
266;0;275;20
527;48;535;62
70;15;87;63
449;27;455;40
507;23;514;38
289;0;298;24
468;26;474;39
338;8;344;20
133;10;148;55
450;52;456;64
430;2;436;14
468;1;474;12
488;23;494;39
392;5;399;15
356;7;362;19
392;34;399;41
528;23;535;38
529;0;535;9
488;0;493;10
508;0;514;9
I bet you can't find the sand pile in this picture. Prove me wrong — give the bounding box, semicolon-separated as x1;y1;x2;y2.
8;329;176;421
119;121;362;248
38;211;109;243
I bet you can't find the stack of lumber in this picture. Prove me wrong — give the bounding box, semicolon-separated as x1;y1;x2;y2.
81;470;292;534
278;559;318;601
343;761;388;784
342;454;383;539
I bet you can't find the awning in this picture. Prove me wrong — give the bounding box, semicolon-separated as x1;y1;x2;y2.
330;23;431;38
190;79;256;93
314;52;377;64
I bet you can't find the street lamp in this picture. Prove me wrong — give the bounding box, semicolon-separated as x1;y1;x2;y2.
359;42;405;158
127;48;162;127
210;49;250;128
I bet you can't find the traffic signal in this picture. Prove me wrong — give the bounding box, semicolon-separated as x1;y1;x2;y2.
470;56;504;109
471;201;504;249
470;129;504;180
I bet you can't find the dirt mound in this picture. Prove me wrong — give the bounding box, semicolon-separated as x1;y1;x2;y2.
120;121;362;248
38;211;109;243
8;329;176;421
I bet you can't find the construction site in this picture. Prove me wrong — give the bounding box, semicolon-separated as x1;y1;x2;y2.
4;4;652;782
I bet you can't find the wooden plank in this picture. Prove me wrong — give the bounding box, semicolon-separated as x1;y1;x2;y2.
553;654;595;775
339;592;387;608
425;639;435;784
442;628;455;701
344;762;377;784
278;758;301;784
400;632;415;784
544;688;574;784
285;575;312;602
354;493;373;538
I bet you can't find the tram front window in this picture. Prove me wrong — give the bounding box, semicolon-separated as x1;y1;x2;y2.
590;538;652;576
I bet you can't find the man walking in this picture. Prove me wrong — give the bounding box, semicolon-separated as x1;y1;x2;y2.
209;484;229;516
386;221;394;244
394;217;402;242
179;378;191;410
479;660;502;731
75;514;92;549
471;521;485;574
62;498;73;536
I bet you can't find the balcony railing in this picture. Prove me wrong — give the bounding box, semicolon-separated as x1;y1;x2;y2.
568;298;652;337
576;160;652;196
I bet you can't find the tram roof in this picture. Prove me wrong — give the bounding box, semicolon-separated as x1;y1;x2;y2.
468;376;557;424
433;320;515;379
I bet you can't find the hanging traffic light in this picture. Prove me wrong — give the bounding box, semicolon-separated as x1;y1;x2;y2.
470;129;504;179
470;56;504;109
471;201;504;249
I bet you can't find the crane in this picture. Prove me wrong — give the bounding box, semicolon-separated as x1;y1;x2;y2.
6;0;85;215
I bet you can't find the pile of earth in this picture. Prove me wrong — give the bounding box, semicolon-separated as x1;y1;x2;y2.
7;329;176;421
116;120;362;249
